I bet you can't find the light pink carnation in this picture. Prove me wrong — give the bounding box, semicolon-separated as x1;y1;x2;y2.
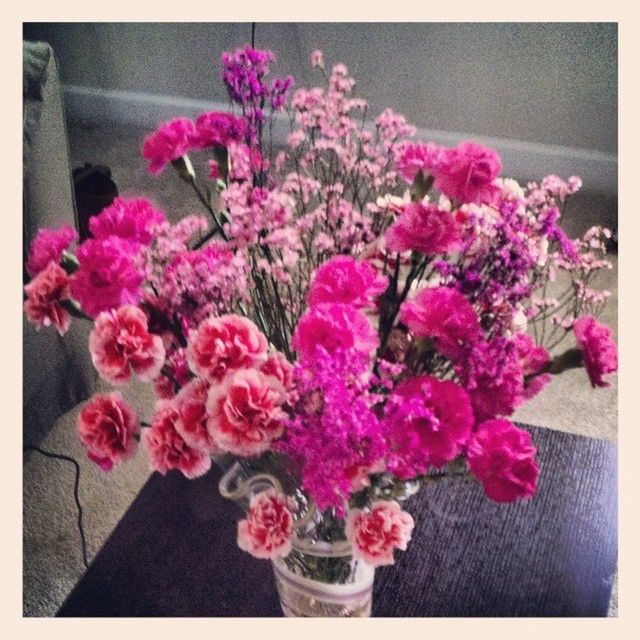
26;224;78;277
206;369;286;457
260;352;295;391
142;117;198;175
237;489;294;559
467;419;539;503
70;237;143;318
400;286;480;360
174;378;217;452
186;314;268;382
384;375;474;478
573;315;618;388
89;305;165;385
385;202;462;255
89;197;166;246
433;141;502;204
307;256;388;309
292;303;379;362
346;500;414;567
24;261;72;336
143;400;212;479
77;392;140;471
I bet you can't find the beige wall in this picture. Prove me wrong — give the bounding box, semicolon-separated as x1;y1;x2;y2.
24;22;617;153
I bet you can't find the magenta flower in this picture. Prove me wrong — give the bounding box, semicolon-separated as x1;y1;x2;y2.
307;256;388;309
89;197;166;246
193;111;247;149
26;224;78;277
384;375;474;478
143;400;212;479
513;333;551;399
24;261;72;336
346;500;414;567
433;141;502;204
467;419;539;503
89;304;165;386
574;315;618;388
237;489;295;559
77;392;140;471
385;202;462;255
70;237;143;318
142;117;198;175
292;303;379;362
396;141;445;184
400;286;480;360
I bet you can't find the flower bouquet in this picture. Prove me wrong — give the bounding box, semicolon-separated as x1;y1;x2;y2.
24;45;617;617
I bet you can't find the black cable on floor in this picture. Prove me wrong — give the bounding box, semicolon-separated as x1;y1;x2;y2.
23;444;90;569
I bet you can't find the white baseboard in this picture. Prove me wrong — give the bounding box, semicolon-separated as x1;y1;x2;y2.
63;84;617;194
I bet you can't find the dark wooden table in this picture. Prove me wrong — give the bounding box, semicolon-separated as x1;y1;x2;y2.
57;425;617;617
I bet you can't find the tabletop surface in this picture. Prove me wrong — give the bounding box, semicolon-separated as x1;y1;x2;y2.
57;424;617;617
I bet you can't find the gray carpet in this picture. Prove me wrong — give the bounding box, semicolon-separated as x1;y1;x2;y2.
23;121;618;616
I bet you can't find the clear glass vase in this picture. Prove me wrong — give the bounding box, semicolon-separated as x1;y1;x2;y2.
216;455;375;617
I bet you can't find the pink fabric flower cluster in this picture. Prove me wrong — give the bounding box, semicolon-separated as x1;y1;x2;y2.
24;261;72;336
573;315;618;388
26;224;78;277
346;500;414;567
89;304;165;385
385;202;462;256
307;256;388;309
467;419;539;503
237;489;295;559
383;376;474;478
194;111;247;149
77;392;140;471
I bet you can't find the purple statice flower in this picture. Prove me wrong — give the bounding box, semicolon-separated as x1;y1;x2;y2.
277;346;388;514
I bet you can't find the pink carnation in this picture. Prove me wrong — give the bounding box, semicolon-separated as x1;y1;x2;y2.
513;333;551;399
385;202;462;255
400;286;480;360
292;303;379;362
466;419;539;503
396;141;445;183
206;368;286;457
24;261;72;336
174;378;217;453
260;352;295;391
346;500;414;567
384;376;474;478
89;305;165;385
70;237;143;318
573;315;618;388
89;197;166;246
307;256;388;309
143;400;212;479
433;141;502;204
194;111;246;149
26;224;78;277
142;117;198;175
77;392;140;471
186;314;268;382
237;489;294;559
